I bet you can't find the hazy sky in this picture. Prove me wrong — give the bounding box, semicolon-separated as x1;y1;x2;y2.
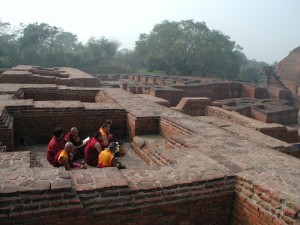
1;0;299;63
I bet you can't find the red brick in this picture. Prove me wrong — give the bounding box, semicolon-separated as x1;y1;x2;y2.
242;189;253;198
283;208;297;219
260;210;275;223
260;193;270;203
245;199;259;211
281;215;294;225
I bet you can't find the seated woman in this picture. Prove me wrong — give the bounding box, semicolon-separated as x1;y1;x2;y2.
54;142;86;170
97;142;126;169
84;131;103;167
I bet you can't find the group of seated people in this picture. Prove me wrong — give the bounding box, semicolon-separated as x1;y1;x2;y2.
46;120;126;171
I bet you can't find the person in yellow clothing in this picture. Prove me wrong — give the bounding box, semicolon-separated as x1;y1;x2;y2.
97;142;126;169
55;142;86;170
99;121;126;156
98;122;112;148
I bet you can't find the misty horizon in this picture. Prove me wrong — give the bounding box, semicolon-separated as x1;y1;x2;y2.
1;0;300;64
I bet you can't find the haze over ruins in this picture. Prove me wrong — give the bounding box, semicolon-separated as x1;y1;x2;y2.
1;47;300;224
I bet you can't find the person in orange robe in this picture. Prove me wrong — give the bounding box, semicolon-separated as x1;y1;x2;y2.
54;142;86;170
97;142;126;169
47;127;64;166
98;122;112;148
98;120;125;156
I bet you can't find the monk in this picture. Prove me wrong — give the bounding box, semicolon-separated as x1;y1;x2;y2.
97;142;126;169
99;121;125;157
47;127;64;166
98;122;112;148
54;142;86;170
64;127;85;160
84;131;103;167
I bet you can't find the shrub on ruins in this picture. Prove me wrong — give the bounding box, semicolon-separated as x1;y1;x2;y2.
134;20;243;78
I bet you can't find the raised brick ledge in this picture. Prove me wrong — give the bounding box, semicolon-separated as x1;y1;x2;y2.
0;174;236;221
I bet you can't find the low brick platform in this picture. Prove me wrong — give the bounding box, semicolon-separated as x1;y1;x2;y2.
0;66;100;87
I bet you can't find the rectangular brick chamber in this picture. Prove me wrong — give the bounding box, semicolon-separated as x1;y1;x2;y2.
127;113;160;139
5;107;127;149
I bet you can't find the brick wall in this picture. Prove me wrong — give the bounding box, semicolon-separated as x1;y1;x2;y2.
0;109;14;150
0;176;235;225
159;117;195;148
120;83;127;91
267;87;287;100
127;113;159;140
95;91;116;103
232;176;299;225
206;106;297;144
147;77;157;85
21;88;98;102
134;75;141;82
140;76;149;84
173;82;242;101
128;74;134;80
149;89;184;106
0;74;100;88
250;106;298;125
173;97;212;116
242;83;268;99
279;77;299;96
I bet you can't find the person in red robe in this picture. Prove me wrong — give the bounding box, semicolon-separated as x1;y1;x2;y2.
47;127;64;166
64;127;85;161
84;131;104;167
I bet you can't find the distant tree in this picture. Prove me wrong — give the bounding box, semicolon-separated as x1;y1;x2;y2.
84;37;119;65
0;20;19;67
0;20;123;69
116;48;139;70
134;20;243;77
18;23;60;65
18;23;83;67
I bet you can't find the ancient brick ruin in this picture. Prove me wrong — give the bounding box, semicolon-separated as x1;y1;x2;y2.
276;47;300;96
0;65;300;225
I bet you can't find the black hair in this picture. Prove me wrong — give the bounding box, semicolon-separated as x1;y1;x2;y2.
93;131;102;138
101;122;110;128
108;142;118;151
53;127;63;138
105;120;112;126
